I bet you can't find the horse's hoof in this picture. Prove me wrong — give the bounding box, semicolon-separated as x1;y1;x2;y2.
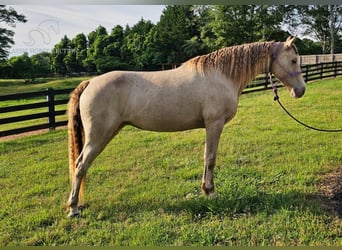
201;182;217;198
67;211;80;218
67;208;80;218
208;191;218;199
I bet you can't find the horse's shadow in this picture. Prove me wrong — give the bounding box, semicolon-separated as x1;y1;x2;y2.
91;188;338;220
163;191;335;219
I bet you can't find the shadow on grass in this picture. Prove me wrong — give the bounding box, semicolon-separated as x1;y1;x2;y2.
87;188;336;221
164;191;334;219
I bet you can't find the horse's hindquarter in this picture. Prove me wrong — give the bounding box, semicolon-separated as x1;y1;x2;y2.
81;68;239;133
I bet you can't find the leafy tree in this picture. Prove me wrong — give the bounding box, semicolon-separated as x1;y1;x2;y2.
83;25;109;72
200;5;296;50
296;38;322;55
50;35;71;74
98;25;129;72
122;19;155;69
297;5;342;54
105;25;124;58
31;52;52;77
0;5;26;59
0;60;12;78
150;5;199;65
207;6;259;47
64;33;87;73
85;25;131;73
180;5;210;57
8;52;34;80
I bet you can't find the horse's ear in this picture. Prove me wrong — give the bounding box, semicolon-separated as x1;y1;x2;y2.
285;36;296;48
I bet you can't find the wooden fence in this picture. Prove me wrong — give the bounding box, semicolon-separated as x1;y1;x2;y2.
1;61;342;137
300;54;342;65
0;88;73;137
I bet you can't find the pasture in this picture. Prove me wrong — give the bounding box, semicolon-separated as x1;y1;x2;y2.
0;77;341;246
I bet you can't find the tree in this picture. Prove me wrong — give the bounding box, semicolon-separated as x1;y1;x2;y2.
99;25;129;72
200;5;296;50
50;35;71;74
31;52;52;77
106;25;124;58
0;5;27;59
0;60;12;78
212;6;259;46
122;19;155;69
295;38;322;55
83;25;110;72
328;5;342;54
150;5;199;65
64;33;87;73
297;5;342;54
8;52;34;80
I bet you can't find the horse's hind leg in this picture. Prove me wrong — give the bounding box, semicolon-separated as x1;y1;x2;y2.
68;146;95;217
67;124;122;218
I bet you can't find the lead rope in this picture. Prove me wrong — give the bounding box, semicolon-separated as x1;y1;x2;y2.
269;73;342;133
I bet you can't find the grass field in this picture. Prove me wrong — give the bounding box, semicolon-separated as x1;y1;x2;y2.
0;77;89;96
0;77;341;246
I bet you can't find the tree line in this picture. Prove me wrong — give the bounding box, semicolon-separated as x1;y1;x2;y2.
1;5;342;80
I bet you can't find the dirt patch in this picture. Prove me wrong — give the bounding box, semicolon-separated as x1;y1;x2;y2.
320;168;342;218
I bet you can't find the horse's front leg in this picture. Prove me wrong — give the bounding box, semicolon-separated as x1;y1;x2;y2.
202;120;224;198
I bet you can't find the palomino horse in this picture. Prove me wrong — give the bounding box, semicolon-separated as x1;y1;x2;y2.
67;36;306;217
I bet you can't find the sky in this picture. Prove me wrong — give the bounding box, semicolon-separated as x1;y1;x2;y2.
6;5;166;57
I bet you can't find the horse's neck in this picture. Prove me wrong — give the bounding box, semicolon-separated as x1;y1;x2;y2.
234;48;272;95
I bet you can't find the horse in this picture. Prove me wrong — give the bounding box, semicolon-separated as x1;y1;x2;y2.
67;36;306;217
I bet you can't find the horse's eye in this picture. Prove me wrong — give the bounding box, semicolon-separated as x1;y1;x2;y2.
291;59;297;64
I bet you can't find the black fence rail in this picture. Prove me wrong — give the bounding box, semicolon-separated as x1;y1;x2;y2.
0;88;73;137
244;61;342;94
0;61;341;137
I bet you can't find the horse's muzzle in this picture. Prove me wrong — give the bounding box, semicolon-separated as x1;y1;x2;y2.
291;86;306;99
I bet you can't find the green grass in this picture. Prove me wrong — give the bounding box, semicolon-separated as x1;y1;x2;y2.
0;77;89;96
0;77;341;246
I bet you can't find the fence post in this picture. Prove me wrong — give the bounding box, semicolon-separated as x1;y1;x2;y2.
320;63;324;79
47;88;56;131
264;72;269;89
304;65;309;82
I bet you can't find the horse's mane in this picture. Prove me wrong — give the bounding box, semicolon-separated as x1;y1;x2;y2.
185;41;275;85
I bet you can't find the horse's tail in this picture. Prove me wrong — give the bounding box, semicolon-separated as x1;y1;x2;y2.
68;80;90;207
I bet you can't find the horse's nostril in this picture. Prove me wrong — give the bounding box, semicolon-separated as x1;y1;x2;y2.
296;86;306;98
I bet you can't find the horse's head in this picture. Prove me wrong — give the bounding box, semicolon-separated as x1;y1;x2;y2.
270;36;306;99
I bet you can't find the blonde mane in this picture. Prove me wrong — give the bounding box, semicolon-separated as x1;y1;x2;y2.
185;41;275;87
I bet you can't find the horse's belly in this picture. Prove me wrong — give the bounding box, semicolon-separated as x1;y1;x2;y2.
128;112;205;132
